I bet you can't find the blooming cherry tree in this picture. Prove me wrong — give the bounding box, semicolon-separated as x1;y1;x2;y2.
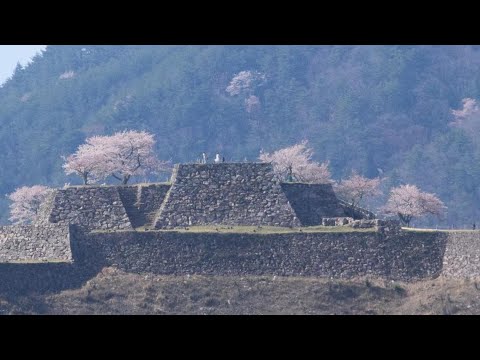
336;171;382;209
63;130;168;185
381;184;446;226
450;98;480;135
226;70;266;96
7;185;52;224
259;140;331;183
62;143;105;185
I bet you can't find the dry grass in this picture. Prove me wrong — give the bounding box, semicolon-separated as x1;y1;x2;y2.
402;227;479;233
2;270;480;314
0;259;71;264
103;225;376;234
65;182;171;189
158;225;375;234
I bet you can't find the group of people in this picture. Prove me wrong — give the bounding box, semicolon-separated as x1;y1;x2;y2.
202;152;225;164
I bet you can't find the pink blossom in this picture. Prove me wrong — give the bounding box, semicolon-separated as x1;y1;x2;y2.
63;130;169;185
7;185;52;224
381;184;446;226
335;171;382;209
62;143;106;184
259;140;331;184
450;98;480;135
59;70;75;80
226;70;266;96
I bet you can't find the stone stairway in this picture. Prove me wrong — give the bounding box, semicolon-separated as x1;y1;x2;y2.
117;186;146;228
144;209;159;228
152;165;179;228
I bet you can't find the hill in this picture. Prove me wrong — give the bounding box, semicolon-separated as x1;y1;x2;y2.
2;268;480;314
1;45;480;226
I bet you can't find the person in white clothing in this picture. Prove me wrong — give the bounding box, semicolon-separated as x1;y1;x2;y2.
214;153;221;163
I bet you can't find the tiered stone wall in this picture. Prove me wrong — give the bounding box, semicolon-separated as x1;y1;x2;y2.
3;227;480;294
39;186;133;230
72;228;447;281
281;183;345;225
33;164;363;230
154;163;301;228
0;224;71;262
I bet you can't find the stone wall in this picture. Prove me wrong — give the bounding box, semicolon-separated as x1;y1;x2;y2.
137;184;171;227
0;224;71;262
33;163;376;230
117;186;140;227
101;184;170;229
5;227;480;294
281;183;345;225
338;199;376;220
35;190;57;225
42;186;133;230
72;229;446;281
154;163;301;228
441;232;480;278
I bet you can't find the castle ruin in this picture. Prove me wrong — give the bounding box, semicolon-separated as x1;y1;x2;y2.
0;162;479;290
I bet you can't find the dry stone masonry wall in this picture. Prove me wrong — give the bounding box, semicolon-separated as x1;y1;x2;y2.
154;163;301;228
117;184;171;228
0;224;71;262
281;183;345;225
35;190;57;225
441;232;480;278
44;186;133;230
72;229;447;281
137;184;171;226
33;164;359;230
2;226;480;288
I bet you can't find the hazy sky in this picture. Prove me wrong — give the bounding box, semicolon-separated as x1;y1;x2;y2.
0;45;46;85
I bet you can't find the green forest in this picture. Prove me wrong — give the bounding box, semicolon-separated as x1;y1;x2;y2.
1;45;480;227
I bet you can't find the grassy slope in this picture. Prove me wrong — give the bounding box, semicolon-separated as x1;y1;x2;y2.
100;225;377;234
2;268;480;315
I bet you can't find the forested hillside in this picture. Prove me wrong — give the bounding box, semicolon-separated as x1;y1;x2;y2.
1;45;480;226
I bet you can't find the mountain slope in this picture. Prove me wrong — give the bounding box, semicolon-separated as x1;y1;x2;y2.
1;45;480;226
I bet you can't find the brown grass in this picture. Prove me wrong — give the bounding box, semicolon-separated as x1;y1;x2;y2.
2;270;480;314
100;225;376;234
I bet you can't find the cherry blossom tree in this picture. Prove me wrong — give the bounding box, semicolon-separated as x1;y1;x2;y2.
226;70;266;96
381;184;446;226
336;171;382;209
63;130;168;185
259;140;331;183
92;130;167;184
450;98;480;136
7;185;52;224
62;143;105;185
